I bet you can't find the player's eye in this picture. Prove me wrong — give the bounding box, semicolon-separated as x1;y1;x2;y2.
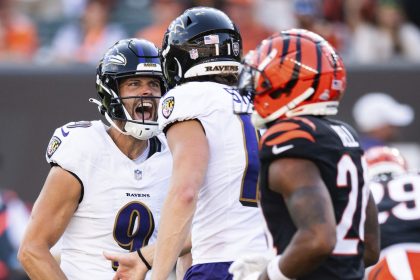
149;81;160;89
128;81;139;87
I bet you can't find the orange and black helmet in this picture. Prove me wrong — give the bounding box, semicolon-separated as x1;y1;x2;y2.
365;146;407;178
238;29;346;128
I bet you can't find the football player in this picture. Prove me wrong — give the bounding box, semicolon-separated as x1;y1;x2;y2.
365;146;420;280
18;38;172;279
230;29;380;279
150;6;269;280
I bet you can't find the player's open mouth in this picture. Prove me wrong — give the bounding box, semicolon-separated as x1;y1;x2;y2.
134;101;154;121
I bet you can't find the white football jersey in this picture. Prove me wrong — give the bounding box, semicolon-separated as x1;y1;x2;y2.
45;120;172;279
158;82;268;265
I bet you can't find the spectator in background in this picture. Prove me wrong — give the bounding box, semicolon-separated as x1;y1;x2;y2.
255;0;296;31
226;0;274;53
0;189;30;280
365;146;420;280
292;0;350;55
353;92;414;150
348;0;420;64
46;0;126;65
0;0;38;63
136;0;186;47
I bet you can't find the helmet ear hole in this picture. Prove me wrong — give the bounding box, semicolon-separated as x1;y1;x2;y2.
186;16;193;26
113;104;124;119
167;59;178;76
165;59;180;88
261;81;269;88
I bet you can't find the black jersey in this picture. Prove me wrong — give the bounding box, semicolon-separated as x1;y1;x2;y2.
259;116;367;280
370;172;420;250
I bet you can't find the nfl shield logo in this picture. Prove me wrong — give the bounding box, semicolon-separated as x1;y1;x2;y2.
134;169;142;180
233;42;240;56
189;49;199;60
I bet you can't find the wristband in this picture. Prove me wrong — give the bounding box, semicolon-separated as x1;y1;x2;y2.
267;255;290;280
137;248;152;270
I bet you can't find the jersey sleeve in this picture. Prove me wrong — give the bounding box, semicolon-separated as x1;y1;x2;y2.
45;121;95;185
259;117;321;163
158;83;216;132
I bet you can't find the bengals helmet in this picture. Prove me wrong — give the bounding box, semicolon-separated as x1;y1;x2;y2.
237;29;346;128
161;7;242;89
94;38;166;140
365;146;407;179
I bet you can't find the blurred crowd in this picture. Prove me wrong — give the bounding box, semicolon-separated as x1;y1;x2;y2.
1;0;420;66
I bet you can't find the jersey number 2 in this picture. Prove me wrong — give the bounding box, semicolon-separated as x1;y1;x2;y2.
333;155;369;255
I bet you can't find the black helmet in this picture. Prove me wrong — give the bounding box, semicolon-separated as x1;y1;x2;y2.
161;7;242;89
95;38;166;140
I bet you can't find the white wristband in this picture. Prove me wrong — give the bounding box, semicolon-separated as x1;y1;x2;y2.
267;255;290;280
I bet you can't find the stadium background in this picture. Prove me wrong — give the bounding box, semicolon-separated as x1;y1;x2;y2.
0;0;419;203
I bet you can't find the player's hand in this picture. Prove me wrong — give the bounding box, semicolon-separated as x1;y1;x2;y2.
103;251;148;280
229;254;271;280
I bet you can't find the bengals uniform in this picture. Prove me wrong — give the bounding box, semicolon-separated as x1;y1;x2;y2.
259;115;369;280
368;172;420;280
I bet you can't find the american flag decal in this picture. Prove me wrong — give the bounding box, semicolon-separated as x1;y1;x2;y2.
332;79;343;90
204;35;219;45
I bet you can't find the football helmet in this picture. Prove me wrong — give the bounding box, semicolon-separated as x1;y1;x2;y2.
237;29;347;128
94;38;166;140
365;146;407;179
161;7;242;89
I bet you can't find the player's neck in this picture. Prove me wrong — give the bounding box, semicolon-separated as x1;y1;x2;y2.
107;126;149;160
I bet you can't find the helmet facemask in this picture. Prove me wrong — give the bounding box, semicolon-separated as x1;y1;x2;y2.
94;38;166;140
96;74;162;140
236;29;346;129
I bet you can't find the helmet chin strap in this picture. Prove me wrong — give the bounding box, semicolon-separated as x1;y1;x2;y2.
90;97;149;140
251;87;315;129
105;111;153;140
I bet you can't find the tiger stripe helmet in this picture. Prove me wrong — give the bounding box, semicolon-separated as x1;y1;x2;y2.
238;29;346;128
365;146;408;179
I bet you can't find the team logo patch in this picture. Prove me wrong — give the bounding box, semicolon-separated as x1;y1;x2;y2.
189;49;199;60
46;136;62;158
233;42;240;56
161;96;175;119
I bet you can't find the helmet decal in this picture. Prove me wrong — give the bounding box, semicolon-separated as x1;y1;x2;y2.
233;42;240;56
189;49;199;60
103;47;127;67
204;34;220;44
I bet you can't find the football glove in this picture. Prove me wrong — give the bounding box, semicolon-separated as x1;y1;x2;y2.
229;254;272;280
